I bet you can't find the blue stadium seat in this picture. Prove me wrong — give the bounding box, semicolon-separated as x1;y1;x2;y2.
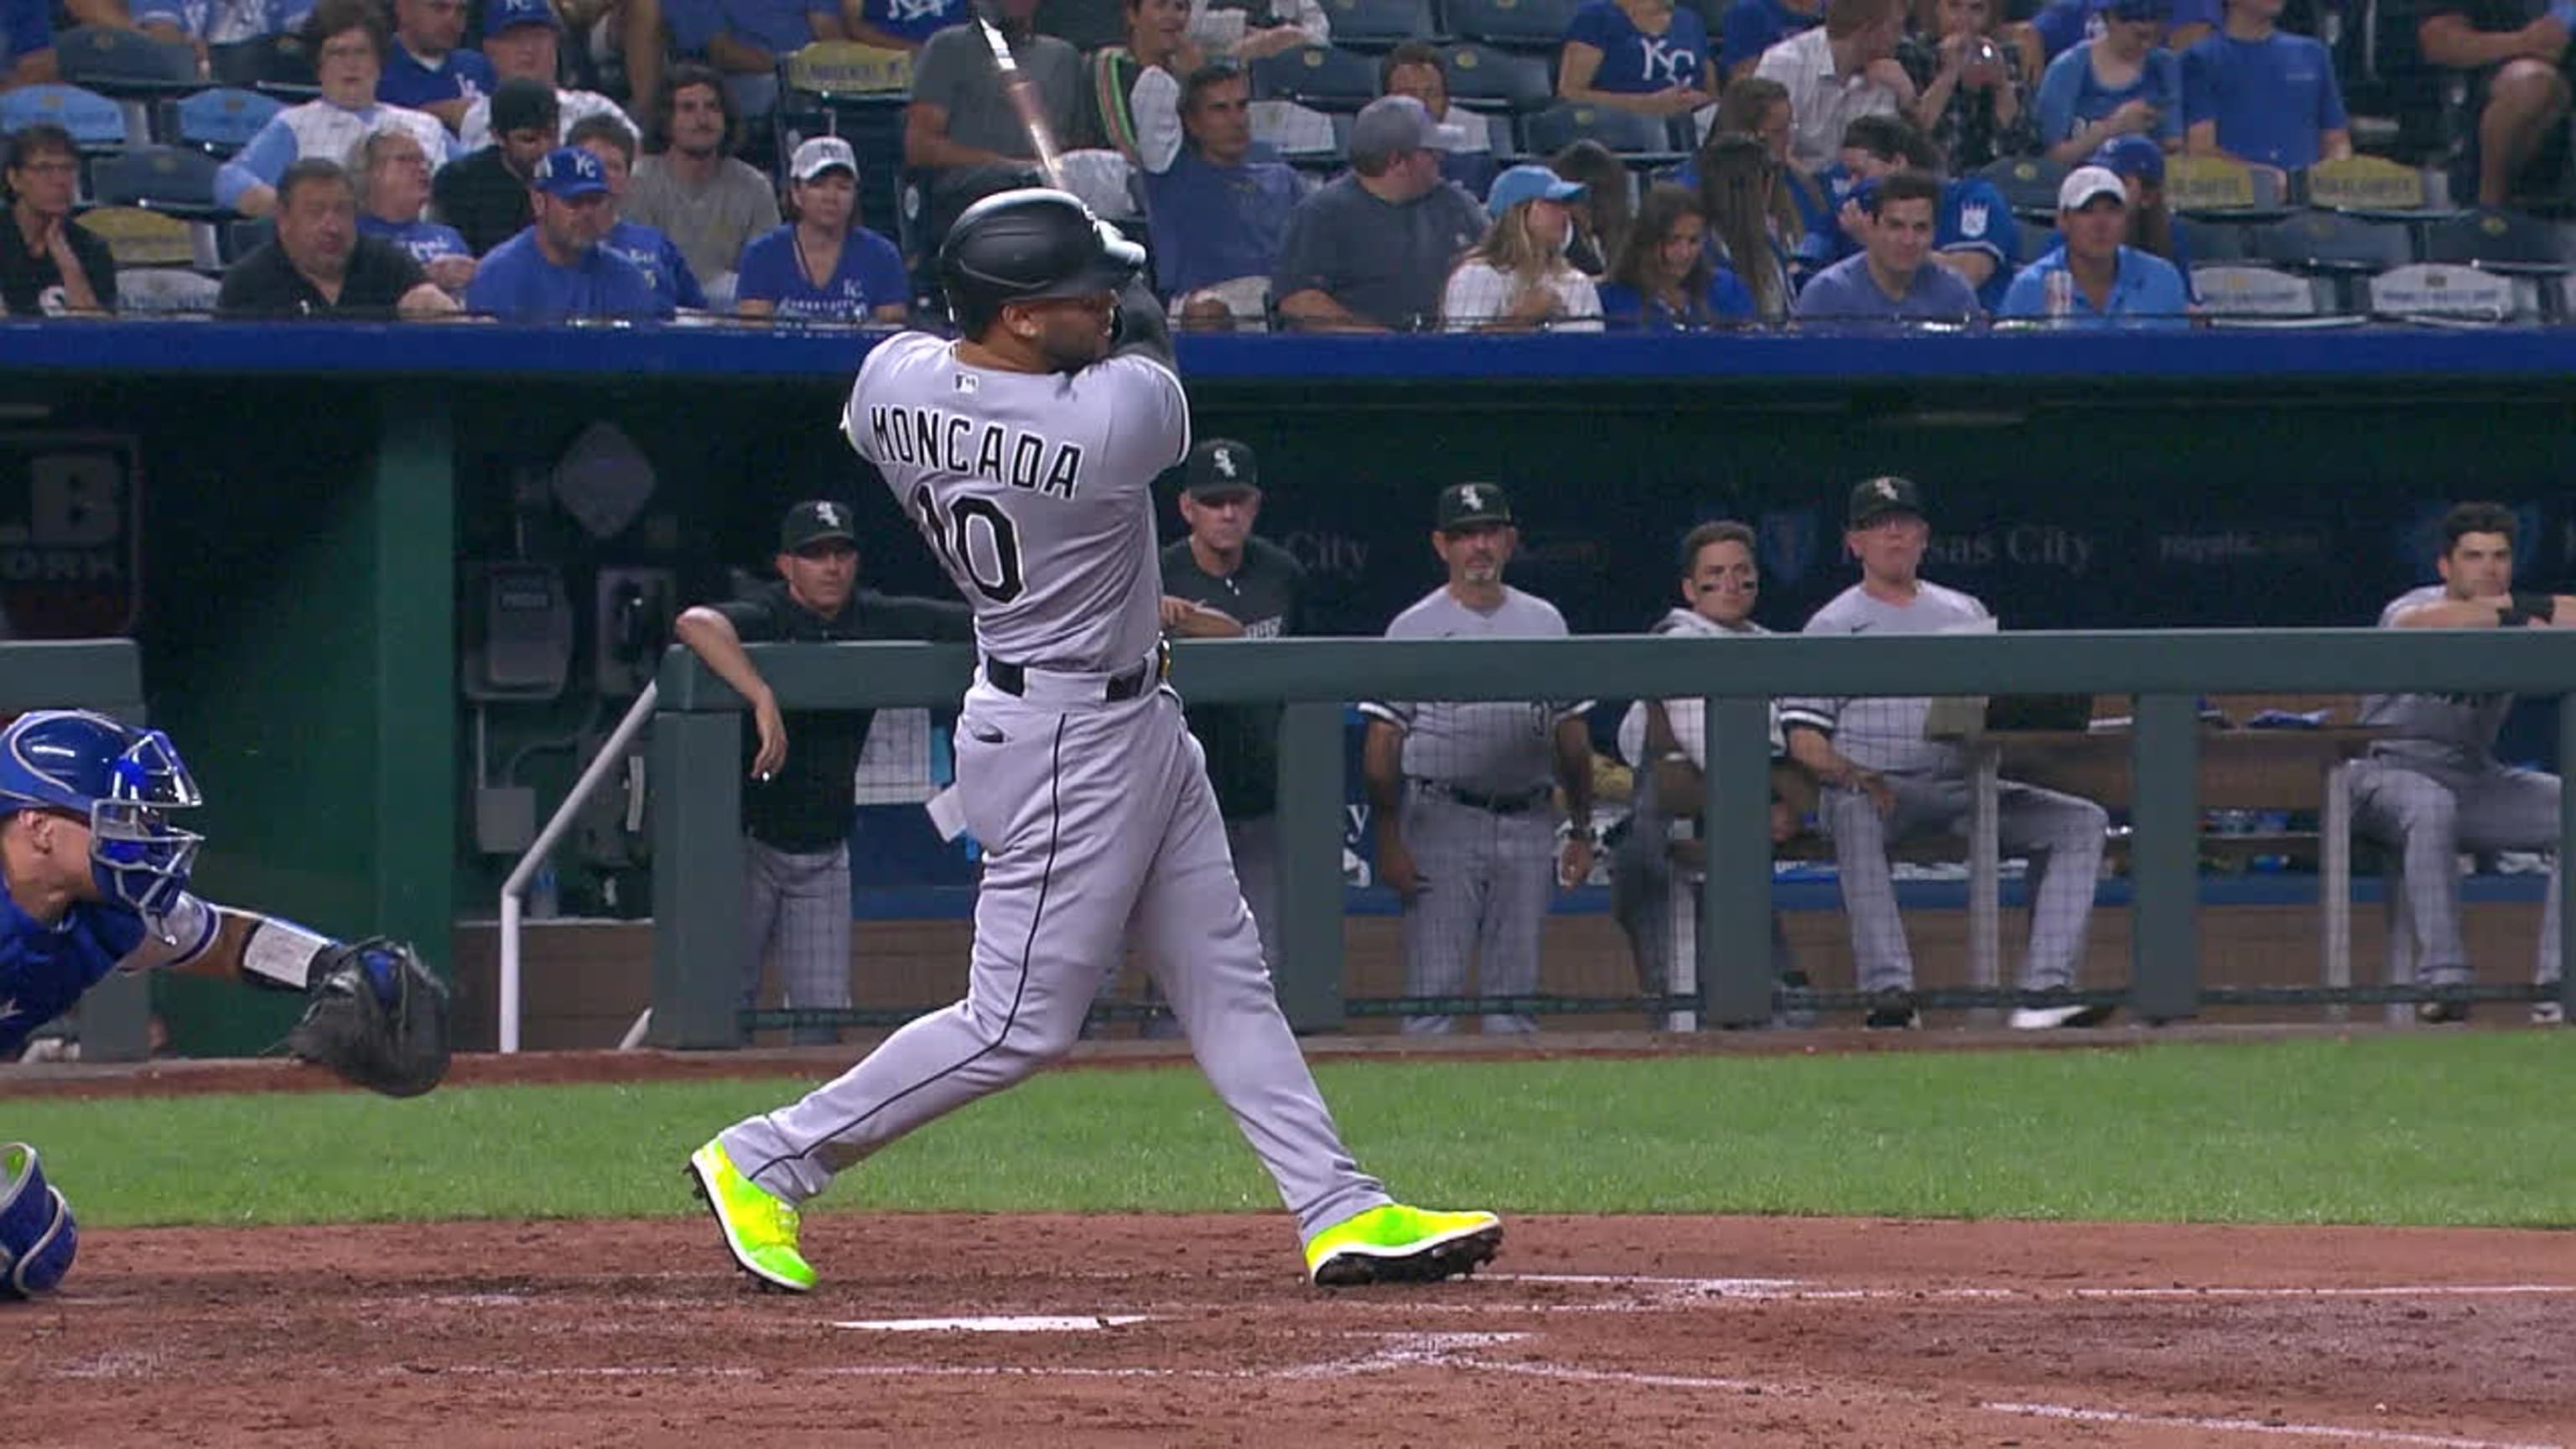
54;27;200;96
2179;216;2262;264
0;84;131;152
1443;0;1582;52
1321;0;1441;50
160;87;283;158
206;34;318;100
1974;154;2066;224
2422;208;2573;276
2365;262;2543;325
1441;43;1553;115
86;145;226;219
1520;101;1682;167
1249;44;1384;113
2190;262;2361;327
2255;209;2418;274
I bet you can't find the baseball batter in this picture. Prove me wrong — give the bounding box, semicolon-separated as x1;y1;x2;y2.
2354;501;2574;1026
686;189;1503;1292
0;709;448;1300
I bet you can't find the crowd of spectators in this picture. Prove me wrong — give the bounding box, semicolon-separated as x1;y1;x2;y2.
0;0;2567;325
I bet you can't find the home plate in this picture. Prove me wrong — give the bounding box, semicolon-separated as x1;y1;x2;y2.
833;1316;1152;1333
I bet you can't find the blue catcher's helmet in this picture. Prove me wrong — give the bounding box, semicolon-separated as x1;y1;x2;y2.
0;710;203;926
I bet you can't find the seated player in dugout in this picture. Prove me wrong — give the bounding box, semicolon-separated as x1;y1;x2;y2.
0;710;449;1301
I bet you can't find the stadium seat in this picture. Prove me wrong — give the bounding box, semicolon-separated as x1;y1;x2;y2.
2179;216;2262;263
1321;0;1441;50
2422;208;2573;275
2165;153;2291;221
2190;262;2360;326
2255;209;2418;273
1520;101;1683;167
1443;0;1583;51
159;87;283;158
76;205;194;268
222;216;274;263
206;34;318;99
2013;216;2055;265
86;144;226;219
2365;262;2542;325
1974;153;2065;223
1441;43;1553;115
116;267;221;313
2295;153;2451;218
1249;44;1384;113
774;43;912;271
55;27;199;95
0;84;130;153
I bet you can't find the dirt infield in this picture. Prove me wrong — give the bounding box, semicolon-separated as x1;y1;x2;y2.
10;1213;2570;1447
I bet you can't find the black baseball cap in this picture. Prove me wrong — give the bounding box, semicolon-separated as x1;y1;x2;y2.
1184;439;1259;497
780;499;857;552
1436;481;1514;532
1847;475;1925;527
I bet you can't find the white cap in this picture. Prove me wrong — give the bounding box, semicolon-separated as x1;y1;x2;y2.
791;135;859;183
2058;164;2127;212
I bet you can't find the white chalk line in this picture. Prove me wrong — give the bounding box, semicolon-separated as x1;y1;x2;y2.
1493;1274;2576;1305
1981;1401;2564;1449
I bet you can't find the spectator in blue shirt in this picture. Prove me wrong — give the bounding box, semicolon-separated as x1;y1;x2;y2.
841;0;968;49
2031;0;2216;59
465;145;671;319
380;0;496;132
662;0;845;120
1599;182;1757;328
1792;167;1984;320
1140;62;1306;327
1999;162;2189;325
2033;0;2182;165
1560;0;1716;118
1796;114;2017;311
569;112;708;311
734;135;907;322
3;0;54;88
1722;0;1821;83
350;126;478;295
2182;0;2350;174
2076;132;2193;288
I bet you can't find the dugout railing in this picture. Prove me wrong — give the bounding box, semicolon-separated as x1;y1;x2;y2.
636;629;2576;1048
0;639;152;1060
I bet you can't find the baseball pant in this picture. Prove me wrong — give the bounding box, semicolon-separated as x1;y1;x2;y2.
1140;813;1276;1040
1397;790;1554;1036
1611;808;1794;1005
2352;756;2563;989
741;838;852;1047
720;674;1389;1244
1820;770;2106;995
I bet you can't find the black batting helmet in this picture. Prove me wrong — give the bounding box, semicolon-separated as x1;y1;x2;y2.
938;188;1145;336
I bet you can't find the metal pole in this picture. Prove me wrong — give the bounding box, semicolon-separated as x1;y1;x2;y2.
1272;702;1345;1031
498;682;657;1053
2131;693;2200;1023
1701;696;1773;1026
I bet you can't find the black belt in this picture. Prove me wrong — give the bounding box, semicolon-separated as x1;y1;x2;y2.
984;646;1164;702
1417;781;1550;814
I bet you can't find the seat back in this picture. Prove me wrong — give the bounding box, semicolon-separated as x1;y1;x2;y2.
2366;262;2537;325
86;144;223;210
163;86;284;155
2256;209;2417;274
1320;0;1441;49
1442;0;1582;50
1521;101;1678;164
79;205;195;267
206;34;319;96
2422;208;2573;274
2166;153;2289;219
2190;262;2348;323
55;27;200;90
1249;44;1384;112
1441;43;1553;114
2298;153;2444;215
1973;154;2066;222
0;85;132;150
778;39;914;97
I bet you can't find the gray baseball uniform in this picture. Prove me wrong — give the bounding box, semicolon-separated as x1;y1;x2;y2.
1779;581;2106;995
715;330;1390;1246
1361;585;1581;1036
2354;584;2563;990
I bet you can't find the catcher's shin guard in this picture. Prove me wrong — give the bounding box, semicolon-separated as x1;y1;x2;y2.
1;1143;79;1300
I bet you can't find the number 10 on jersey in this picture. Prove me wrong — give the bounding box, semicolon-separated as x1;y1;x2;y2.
911;486;1026;605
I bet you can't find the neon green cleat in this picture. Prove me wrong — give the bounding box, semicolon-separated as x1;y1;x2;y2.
1305;1203;1503;1287
686;1140;817;1293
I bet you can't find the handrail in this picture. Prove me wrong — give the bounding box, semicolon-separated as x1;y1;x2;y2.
497;681;657;1054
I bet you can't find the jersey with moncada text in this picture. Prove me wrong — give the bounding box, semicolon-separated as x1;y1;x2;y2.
843;331;1190;674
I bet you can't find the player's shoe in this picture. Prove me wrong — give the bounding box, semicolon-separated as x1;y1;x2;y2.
2008;1003;2116;1030
2416;998;2472;1026
1306;1204;1502;1287
686;1140;816;1293
2531;1000;2563;1026
1862;989;1920;1031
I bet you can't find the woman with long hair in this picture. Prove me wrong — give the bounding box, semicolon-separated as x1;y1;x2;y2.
735;137;909;323
1599;184;1755;329
1441;164;1604;331
2087;132;2192;284
1692;132;1795;321
1549;139;1633;278
1710;78;1820;254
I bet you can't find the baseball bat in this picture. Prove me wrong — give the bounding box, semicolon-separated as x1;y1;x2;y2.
972;3;1067;190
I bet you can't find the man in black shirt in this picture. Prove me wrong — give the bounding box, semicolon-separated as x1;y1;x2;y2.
673;500;974;1045
1154;439;1309;1033
432;77;558;255
2420;0;2574;206
2;124;115;316
217;158;459;318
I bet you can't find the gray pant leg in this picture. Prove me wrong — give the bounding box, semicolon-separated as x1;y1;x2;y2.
1400;793;1483;1036
1478;812;1553;1034
2355;761;2472;985
1610;808;1673;999
741;836;787;1015
1228;813;1282;979
772;842;854;1046
2449;764;2564;984
1819;774;1950;994
1993;780;2108;992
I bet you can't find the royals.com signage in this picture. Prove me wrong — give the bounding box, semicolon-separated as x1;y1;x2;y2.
0;434;141;639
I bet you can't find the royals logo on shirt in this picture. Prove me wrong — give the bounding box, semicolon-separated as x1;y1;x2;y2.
1955;201;1989;240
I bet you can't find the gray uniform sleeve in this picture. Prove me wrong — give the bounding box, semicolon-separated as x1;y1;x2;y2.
1777;606;1844;740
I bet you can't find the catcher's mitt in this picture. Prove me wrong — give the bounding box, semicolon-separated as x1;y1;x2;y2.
287;937;451;1098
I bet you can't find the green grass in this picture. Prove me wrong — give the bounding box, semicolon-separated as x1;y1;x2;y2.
8;1035;2572;1230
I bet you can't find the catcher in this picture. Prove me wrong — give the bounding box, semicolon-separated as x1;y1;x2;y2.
0;709;447;1301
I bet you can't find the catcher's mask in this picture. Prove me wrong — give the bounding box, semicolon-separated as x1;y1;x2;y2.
0;710;204;931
